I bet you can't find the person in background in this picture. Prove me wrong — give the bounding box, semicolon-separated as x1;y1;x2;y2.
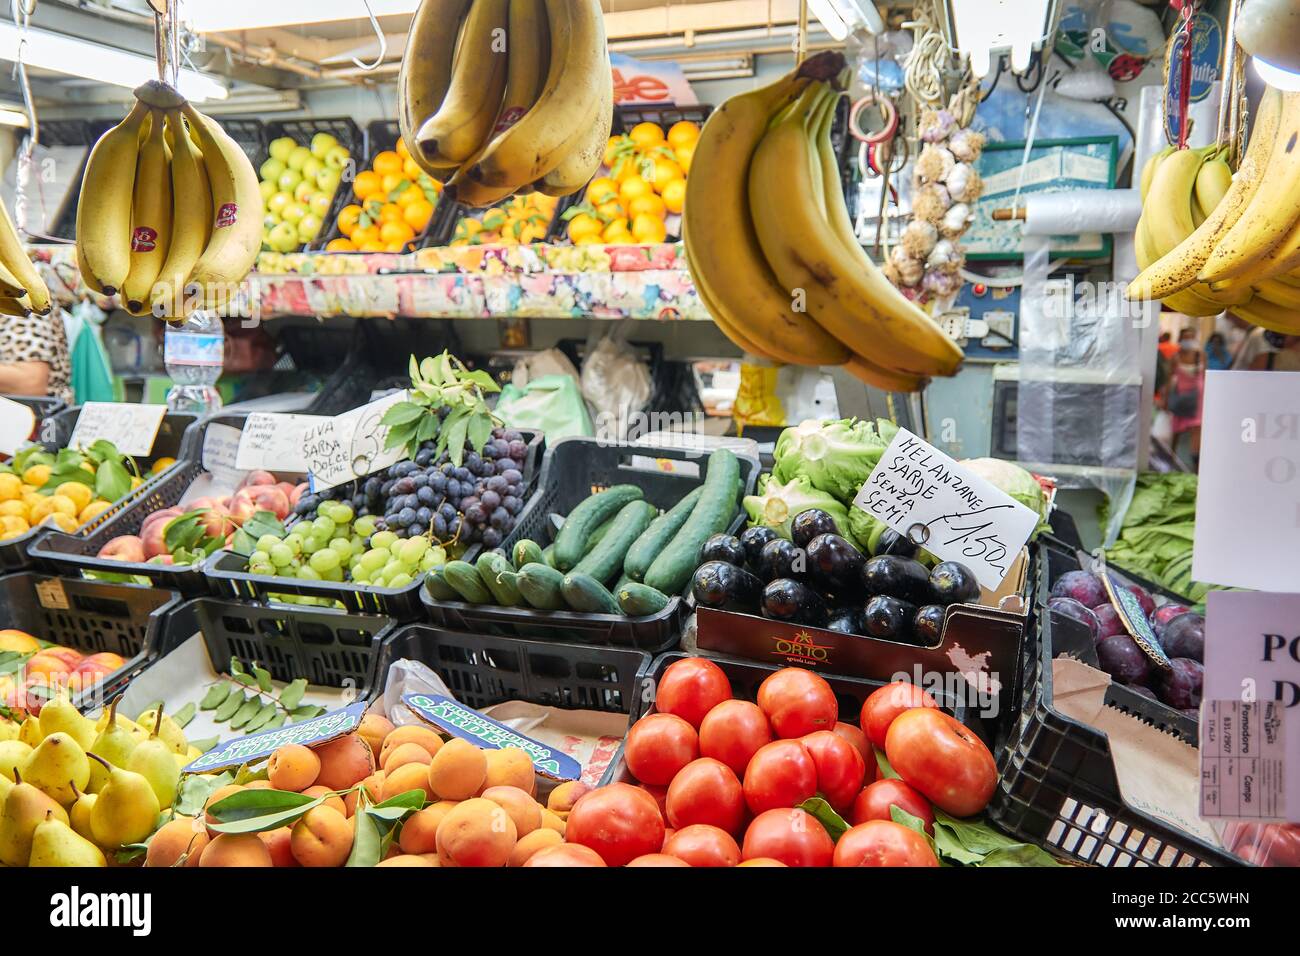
1165;333;1205;470
1249;332;1300;371
1204;332;1232;371
0;308;73;404
1233;324;1276;369
1157;331;1178;360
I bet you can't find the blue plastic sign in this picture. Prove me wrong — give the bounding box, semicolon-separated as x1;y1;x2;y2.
182;700;368;774
1103;573;1172;671
403;693;581;782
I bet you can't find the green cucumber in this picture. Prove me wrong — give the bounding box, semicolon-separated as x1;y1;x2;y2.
512;539;544;571
553;485;644;570
585;514;618;551
541;544;556;568
644;449;741;595
561;572;622;614
572;500;658;584
623;486;704;582
516;562;567;611
424;567;457;602
617;581;671;616
443;560;493;604
476;552;523;606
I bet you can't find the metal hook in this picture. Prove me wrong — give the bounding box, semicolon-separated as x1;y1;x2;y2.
351;0;388;72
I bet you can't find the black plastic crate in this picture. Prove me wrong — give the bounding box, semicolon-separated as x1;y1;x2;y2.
0;407;198;573
215;118;268;168
0;571;179;712
6;394;67;422
988;554;1238;867
446;191;568;249
420;437;759;650
264;118;365;254
376;622;650;716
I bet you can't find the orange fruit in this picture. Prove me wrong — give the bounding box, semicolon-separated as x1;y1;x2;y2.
661;178;686;215
378;203;404;224
396;138;411;159
337;204;363;237
631;214;667;244
326;237;357;252
619;175;653;205
602;218;631;242
586;176;619;206
596;200;624;222
673;141;695;175
359;240;386;253
352;224;380;246
628;122;665;148
395;183;424;207
381;173;405;196
648;158;683;192
380;221;417;246
352;171;382;200
566;213;602;242
667;121;699;151
373;150;403;178
404;199;435;232
603;135;629;169
403;157;423;181
627;194;666;220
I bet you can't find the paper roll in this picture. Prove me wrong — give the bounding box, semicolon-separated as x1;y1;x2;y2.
1021;189;1143;236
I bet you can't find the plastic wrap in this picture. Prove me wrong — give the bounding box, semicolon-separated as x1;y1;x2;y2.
1021;189;1142;236
580;323;653;441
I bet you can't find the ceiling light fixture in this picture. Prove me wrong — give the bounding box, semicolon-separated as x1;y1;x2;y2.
184;0;417;32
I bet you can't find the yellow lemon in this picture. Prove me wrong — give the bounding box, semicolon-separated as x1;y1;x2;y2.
44;513;79;533
649;158;684;193
130;476;144;490
596;200;625;222
586;176;619;206
619;175;653;206
81;462;96;474
47;494;78;517
28;497;55;524
79;500;113;525
150;457;176;475
628;122;665;148
22;464;50;487
628;194;667;220
55;482;93;513
567;213;603;242
0;500;25;518
631;214;667;244
0;515;28;535
0;473;20;501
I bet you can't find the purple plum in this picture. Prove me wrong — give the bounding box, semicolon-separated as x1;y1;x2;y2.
1126;583;1156;618
1161;612;1205;662
1048;596;1101;642
1050;570;1108;609
1097;634;1152;686
1093;602;1126;640
1126;684;1158;702
1159;658;1203;710
1150;602;1191;635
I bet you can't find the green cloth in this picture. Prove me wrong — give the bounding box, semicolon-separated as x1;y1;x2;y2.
67;307;115;404
495;374;593;440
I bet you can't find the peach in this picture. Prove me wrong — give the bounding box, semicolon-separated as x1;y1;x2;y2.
397;800;458;855
24;653;71;679
204;784;245;834
0;630;40;654
140;506;182;533
626;853;691;867
275;481;299;502
241;470;277;489
540;809;566;836
435;798;516;868
427;738;486;801
259;826;300;867
344;770;385;816
312;733;374;790
482;747;535;795
546;780;590;818
376;854;433;867
97;534;145;563
302;786;347;816
522;844;606;867
198;506;235;540
378;724;443;766
290;483;309;507
382;763;435;803
141;519;171;560
268;743;321;792
482;786;541;837
419;853;442;866
144;817;208;868
508;827;563;866
230;486;290;524
244;780;273;790
200;833;273;867
290;805;353;867
357;712;394;757
382;742;434;773
74;652;126;676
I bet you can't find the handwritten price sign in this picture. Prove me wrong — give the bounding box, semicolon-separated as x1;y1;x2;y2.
67;403;167;457
306;391;409;492
852;429;1038;590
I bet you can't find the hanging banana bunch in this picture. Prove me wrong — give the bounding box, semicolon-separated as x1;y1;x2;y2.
0;198;53;318
75;81;261;319
399;0;614;208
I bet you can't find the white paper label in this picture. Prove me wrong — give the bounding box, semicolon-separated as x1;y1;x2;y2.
306;391;409;492
68;402;167;457
1194;370;1300;592
0;396;35;456
1200;590;1299;822
234;413;318;472
851;428;1038;590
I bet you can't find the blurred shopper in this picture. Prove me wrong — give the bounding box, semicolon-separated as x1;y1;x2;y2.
1165;334;1204;469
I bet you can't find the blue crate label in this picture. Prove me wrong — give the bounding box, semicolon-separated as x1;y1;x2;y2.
164;330;224;367
402;693;581;782
183;700;368;774
1102;572;1171;671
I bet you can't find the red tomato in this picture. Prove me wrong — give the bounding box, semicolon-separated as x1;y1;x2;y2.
624;713;699;786
699;699;772;777
833;820;939;867
741;808;835;867
859;681;938;749
625;853;690;867
636;783;669;819
850;778;935;834
663;824;742;867
832;720;871;765
742;739;817;814
522;844;608;867
884;708;996;818
757;668;838;738
565;783;665;867
800;730;865;812
655;657;732;728
736;857;788;867
666;758;745;834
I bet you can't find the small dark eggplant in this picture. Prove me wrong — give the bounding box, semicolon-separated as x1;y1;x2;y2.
699;533;746;567
825;606;866;636
739;525;780;568
929;561;981;606
863;595;917;640
761;578;828;626
912;604;947;644
861;555;931;603
757;537;806;582
874;528;919;559
790;509;840;548
692;560;763;613
805;533;864;594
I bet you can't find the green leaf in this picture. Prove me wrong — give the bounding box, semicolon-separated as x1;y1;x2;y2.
242;511;286;541
95;458;133;503
229;657;246;675
232;672;258;687
174;771;234;817
409;355;421;384
462;369;501;394
346;805;386;867
233;763;269;785
230;528;257;557
889;804;949;864
380;402;425;427
243;701;280;734
979;844;1061;867
228;696;263;729
214;690;251;721
421;356;442;385
926;810;1062;867
164;511;206;555
416;413;439;443
0;650;33;677
171;701;196;729
262;713;286;731
115;844;148;865
207;788;328;834
443;413;470;468
40;465;94;493
291;704;325;721
468;414;492;455
369;789;427;816
383;420;419;453
252;663;273;694
873;747;900;780
797;797;850;843
86;439;121;465
186;736;219;754
279;678;308;711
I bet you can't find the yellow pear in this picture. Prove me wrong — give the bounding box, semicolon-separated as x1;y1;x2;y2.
22;732;90;806
125;710;179;809
0;717;18;742
29;809;106;867
87;698;138;793
18;716;42;747
87;753;159;849
39;694;97;751
69;783;97;842
0;740;31;780
135;708;187;755
0;770;69;866
0;772;12;806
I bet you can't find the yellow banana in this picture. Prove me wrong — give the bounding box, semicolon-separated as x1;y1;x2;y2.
1231;295;1300;335
76;101;149;296
182;104;263;307
121;111;173;315
150;111;212;320
537;69;612;198
1140;147;1206;257
681;53;850;367
1135;209;1225;316
749;82;962;378
1139;146;1174;202
1194;150;1233;215
417;0;510;168
0;296;31;316
467;0;607;191
400;0;473;180
691;262;782;361
0;256;29;300
1254;276;1300;310
496;0;550;138
1200;90;1300;283
0;202;50;312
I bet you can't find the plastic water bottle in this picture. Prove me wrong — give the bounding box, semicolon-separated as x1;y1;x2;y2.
164;311;224;414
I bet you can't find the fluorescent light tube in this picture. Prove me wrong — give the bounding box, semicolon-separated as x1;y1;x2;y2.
1253;57;1300;93
0;107;29;128
0;23;228;101
185;0;418;32
808;0;850;41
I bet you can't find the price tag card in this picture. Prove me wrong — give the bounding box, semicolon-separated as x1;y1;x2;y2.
0;396;35;456
234;413;320;472
1200;591;1297;822
183;701;367;775
306;391;409;492
67;402;167;457
852;428;1038;590
1195;371;1300;592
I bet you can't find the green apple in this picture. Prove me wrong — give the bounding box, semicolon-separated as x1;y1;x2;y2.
297;214;323;243
294;180;318;204
316;166;343;195
324;145;351;171
259;179;279;203
281;203;308;225
266;191;292;216
268;221;300;253
301;156;325;181
263;212;281;230
287;145;313;171
277;168;304;193
309;193;333;218
311;132;339;159
259;157;286;183
269;137;296;163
